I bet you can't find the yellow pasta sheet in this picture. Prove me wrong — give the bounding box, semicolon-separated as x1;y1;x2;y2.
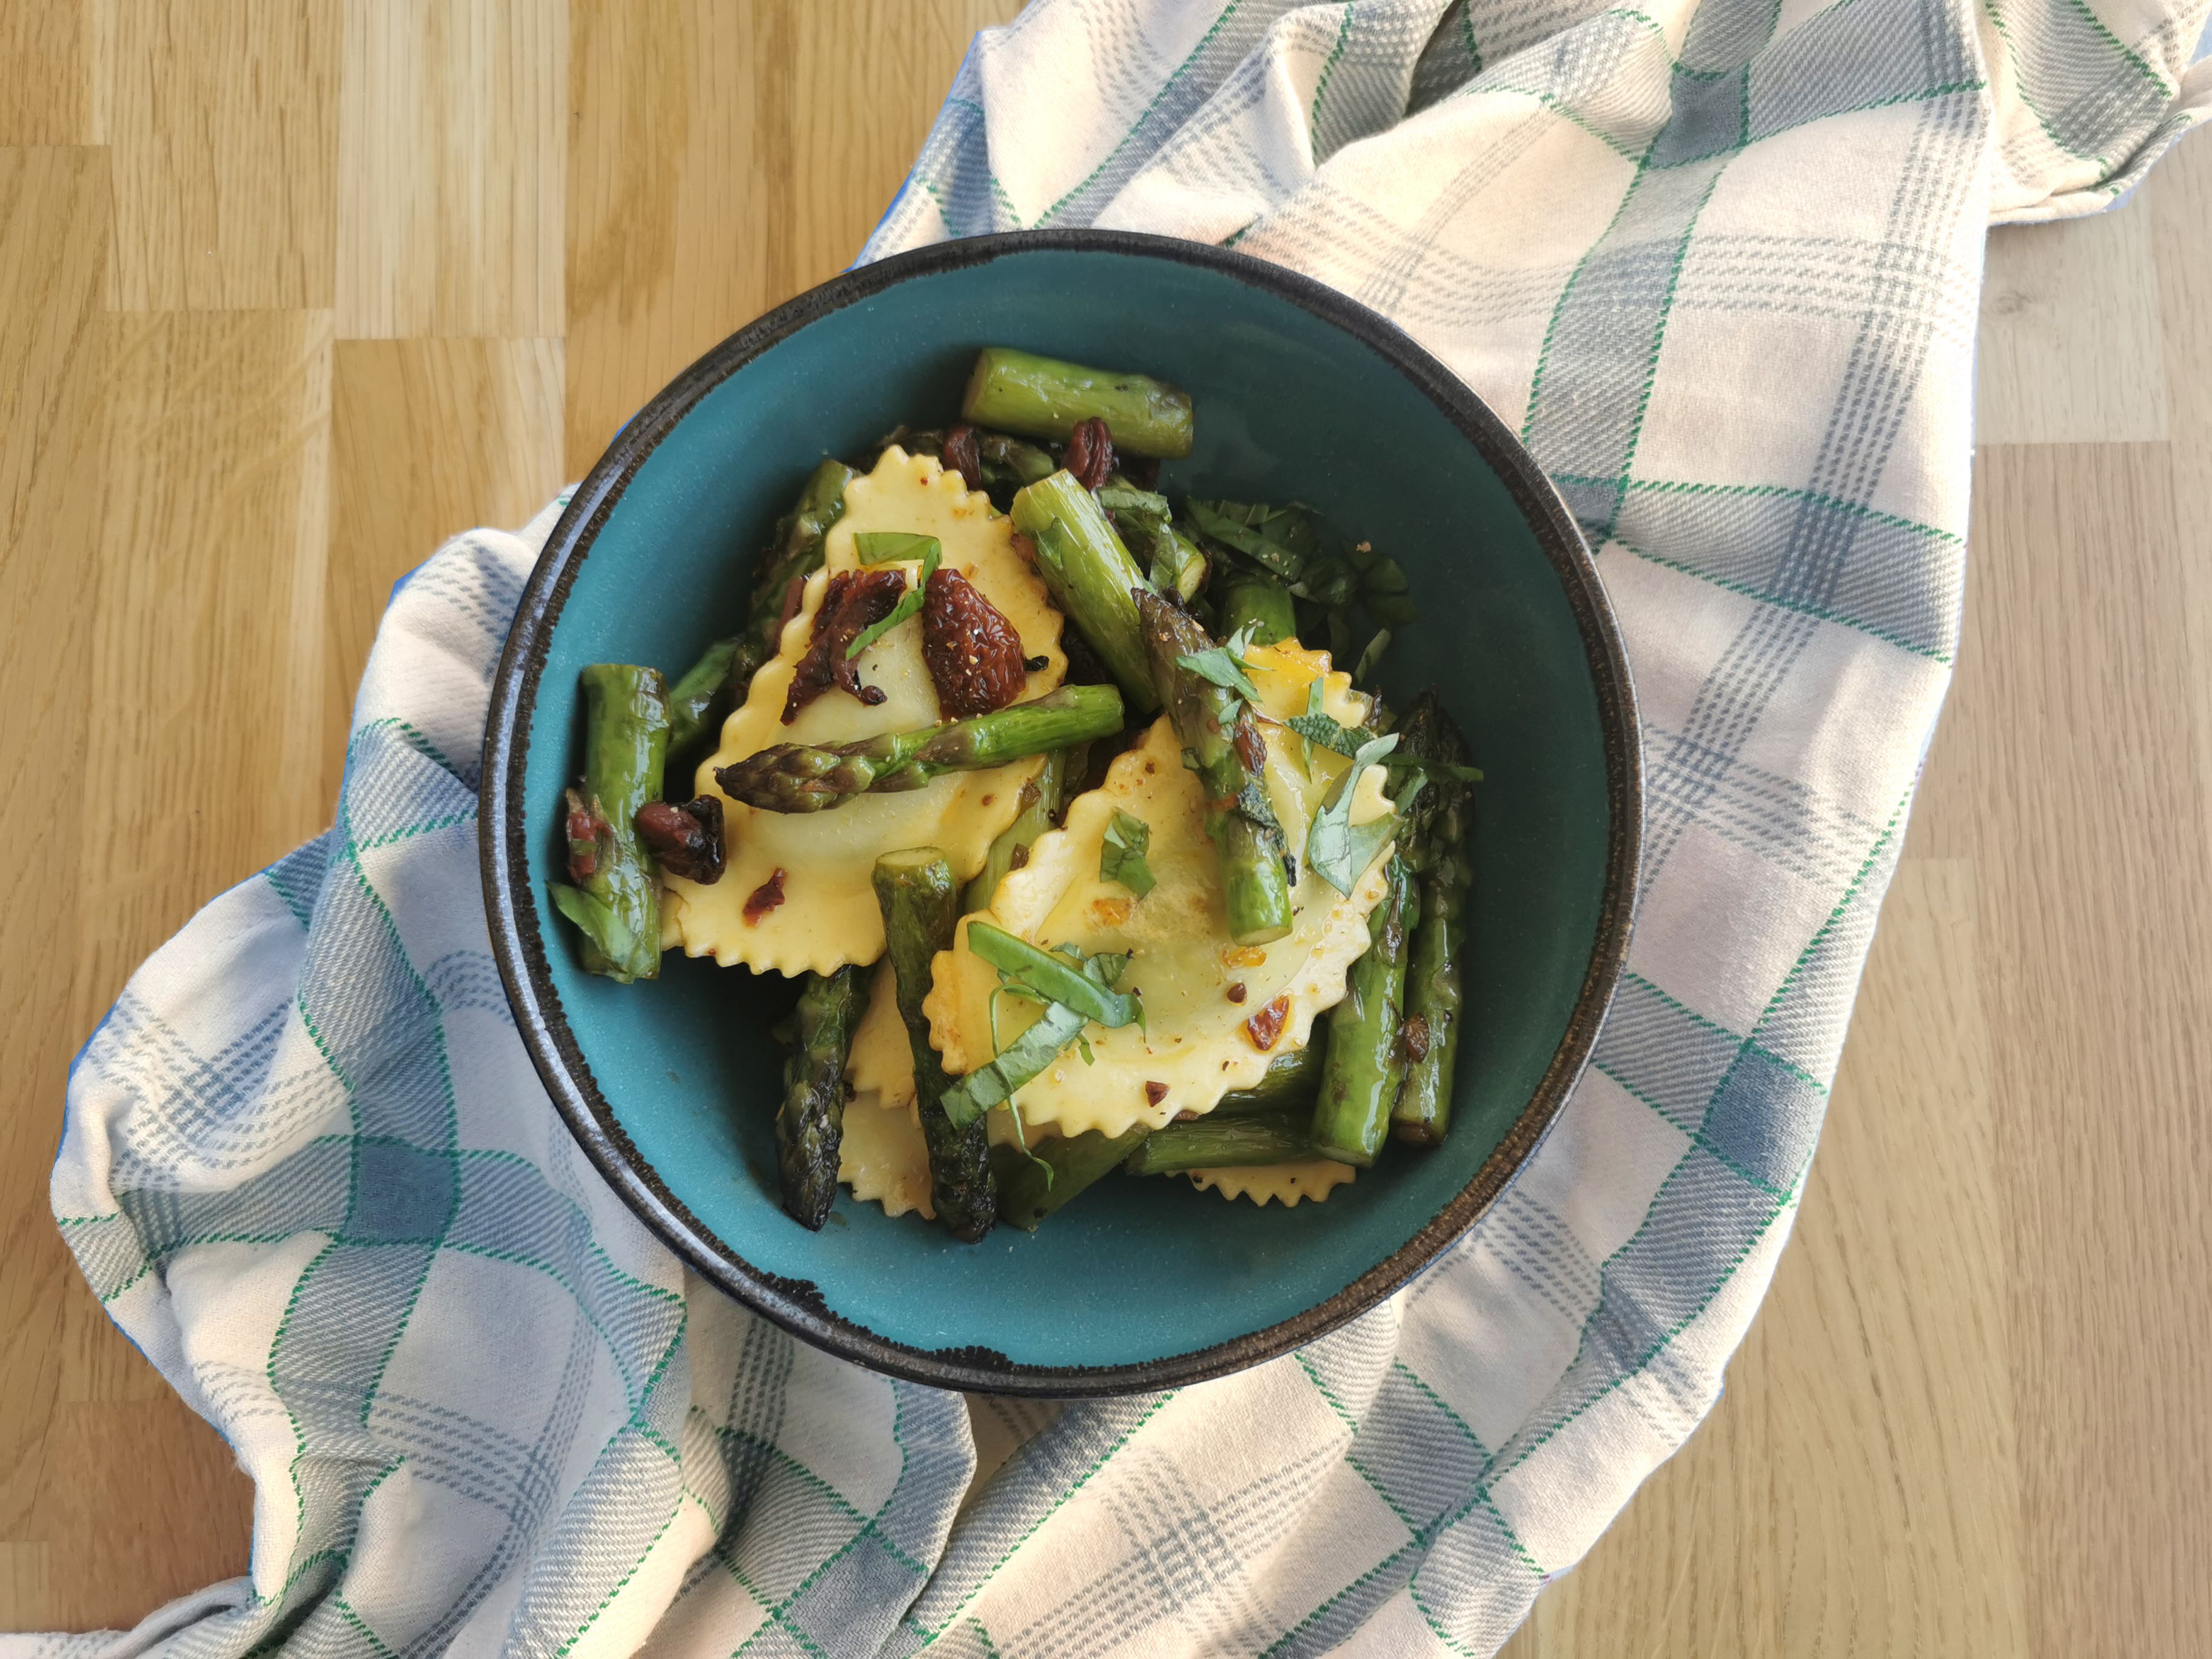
665;449;1066;974
925;656;1394;1139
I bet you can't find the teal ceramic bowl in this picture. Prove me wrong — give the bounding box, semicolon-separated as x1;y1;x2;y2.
483;231;1638;1395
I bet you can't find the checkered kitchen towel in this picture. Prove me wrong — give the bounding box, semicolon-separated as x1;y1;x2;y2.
36;2;2211;1655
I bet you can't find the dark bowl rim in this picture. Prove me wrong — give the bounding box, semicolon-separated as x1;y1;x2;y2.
480;227;1642;1398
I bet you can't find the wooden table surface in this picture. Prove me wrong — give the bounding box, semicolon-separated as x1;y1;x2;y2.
3;2;2206;1646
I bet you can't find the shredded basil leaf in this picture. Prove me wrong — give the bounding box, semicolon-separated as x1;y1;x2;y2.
1185;500;1322;583
853;531;941;565
1099;810;1156;897
1347;539;1416;625
1293;706;1483;783
965;923;1141;1029
1176;619;1263;702
1095;484;1171;518
940;1001;1088;1129
1351;627;1390;686
844;539;941;660
1305;732;1401;895
940;943;1140;1128
1287;709;1374;759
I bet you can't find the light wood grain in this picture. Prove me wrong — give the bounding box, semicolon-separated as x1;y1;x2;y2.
0;142;113;1564
1977;201;2169;444
0;0;89;145
105;0;340;312
2;4;2208;1646
336;0;566;338
564;0;1017;471
327;336;566;790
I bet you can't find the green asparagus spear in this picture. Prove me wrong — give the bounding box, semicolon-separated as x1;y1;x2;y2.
1309;855;1417;1167
666;636;743;767
734;458;856;689
1096;484;1207;603
975;427;1057;481
1124;1111;1311;1174
1216;572;1296;646
549;664;669;983
776;965;860;1229
873;850;996;1241
962;747;1074;914
963;347;1195;458
716;684;1124;814
1135;590;1295;945
1010;472;1161;713
1393;692;1475;1145
992;1126;1151;1230
1213;1040;1324;1116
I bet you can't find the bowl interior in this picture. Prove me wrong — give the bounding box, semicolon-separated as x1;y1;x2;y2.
515;243;1621;1379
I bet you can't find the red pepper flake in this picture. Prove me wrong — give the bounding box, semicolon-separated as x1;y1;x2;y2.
1009;844;1030;871
1144;1081;1170;1107
1225;982;1248;1004
1243;994;1290;1051
743;868;788;925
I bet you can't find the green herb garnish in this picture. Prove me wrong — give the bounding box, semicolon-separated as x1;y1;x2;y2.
1185;500;1322;583
1099;810;1157;897
853;531;941;566
942;1001;1090;1129
1306;732;1420;895
1291;706;1484;783
1351;628;1390;685
845;538;941;660
1175;619;1263;702
966;923;1141;1029
1287;708;1374;759
1347;539;1415;625
940;941;1140;1128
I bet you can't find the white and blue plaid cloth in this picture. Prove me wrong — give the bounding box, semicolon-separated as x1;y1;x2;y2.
33;2;2210;1655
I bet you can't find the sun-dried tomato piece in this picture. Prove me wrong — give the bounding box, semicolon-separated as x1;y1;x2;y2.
635;796;726;884
565;788;607;881
782;568;907;722
778;575;806;634
1065;417;1114;492
1144;1081;1170;1107
942;423;984;491
922;566;1028;718
743;868;788;925
1242;994;1290;1051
